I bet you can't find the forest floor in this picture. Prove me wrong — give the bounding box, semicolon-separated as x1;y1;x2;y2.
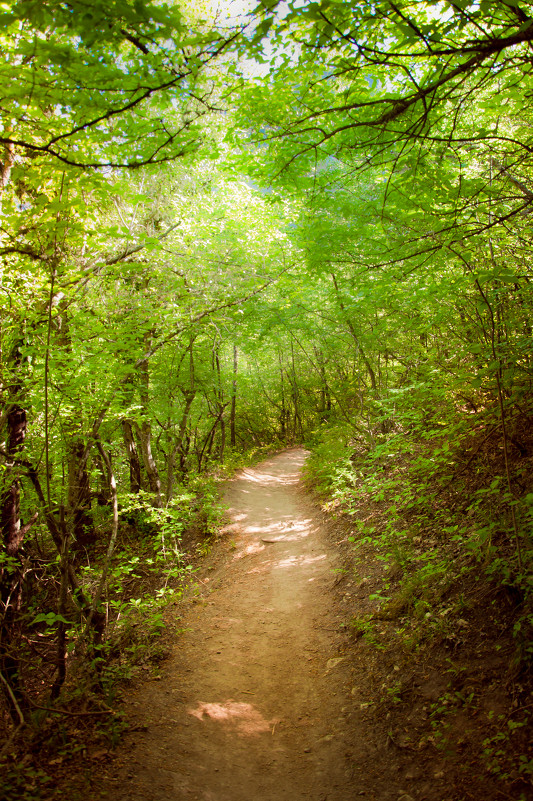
78;448;530;801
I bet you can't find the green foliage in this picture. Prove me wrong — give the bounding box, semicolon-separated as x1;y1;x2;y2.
0;0;232;170
303;424;355;495
1;7;533;796
0;762;51;801
306;391;532;648
350;614;387;651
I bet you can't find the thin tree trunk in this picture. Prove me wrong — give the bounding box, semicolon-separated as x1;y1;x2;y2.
0;340;30;720
0;340;41;719
278;350;287;440
214;343;226;462
67;434;94;549
198;405;228;471
24;460;106;643
314;346;331;420
219;417;226;462
0;136;15;215
122;419;142;493
57;305;94;549
137;332;162;507
137;420;162;506
330;272;377;392
167;339;196;498
82;442;119;649
166;390;195;503
290;339;303;440
50;511;69;700
230;345;238;447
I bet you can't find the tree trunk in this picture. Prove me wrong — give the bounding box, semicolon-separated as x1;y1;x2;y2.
0;136;15;215
137;420;162;506
57;304;94;550
0;342;34;720
167;338;196;496
50;515;69;701
198;405;228;471
25;463;106;650
330;271;377;393
165;390;195;503
230;345;238;447
137;333;162;507
290;340;303;440
213;343;226;462
314;347;331;420
278;351;287;440
67;435;94;550
218;416;226;462
122;419;142;494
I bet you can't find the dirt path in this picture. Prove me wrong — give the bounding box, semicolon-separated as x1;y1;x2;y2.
99;449;387;801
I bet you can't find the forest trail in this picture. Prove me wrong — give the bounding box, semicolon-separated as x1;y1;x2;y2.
99;449;384;801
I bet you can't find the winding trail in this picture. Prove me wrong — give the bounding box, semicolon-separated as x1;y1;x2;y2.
101;449;370;800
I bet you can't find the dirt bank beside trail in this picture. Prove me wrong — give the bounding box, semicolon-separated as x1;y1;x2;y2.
97;449;402;801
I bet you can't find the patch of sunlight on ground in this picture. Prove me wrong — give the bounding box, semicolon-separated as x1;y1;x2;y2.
188;700;277;737
273;553;327;570
246;551;327;576
240;469;300;486
234;540;266;559
232;517;313;559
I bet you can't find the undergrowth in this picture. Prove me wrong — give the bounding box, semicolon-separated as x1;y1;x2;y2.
304;401;533;799
0;468;229;801
0;444;275;795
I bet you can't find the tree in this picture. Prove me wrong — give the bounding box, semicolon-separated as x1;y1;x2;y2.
0;0;254;716
230;0;533;570
245;1;533;181
0;0;531;740
0;0;242;172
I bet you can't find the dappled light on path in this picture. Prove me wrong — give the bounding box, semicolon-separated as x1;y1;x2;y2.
221;452;331;586
246;550;328;576
235;539;265;558
223;451;314;564
273;552;327;570
231;516;313;555
240;468;301;486
188;699;276;737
